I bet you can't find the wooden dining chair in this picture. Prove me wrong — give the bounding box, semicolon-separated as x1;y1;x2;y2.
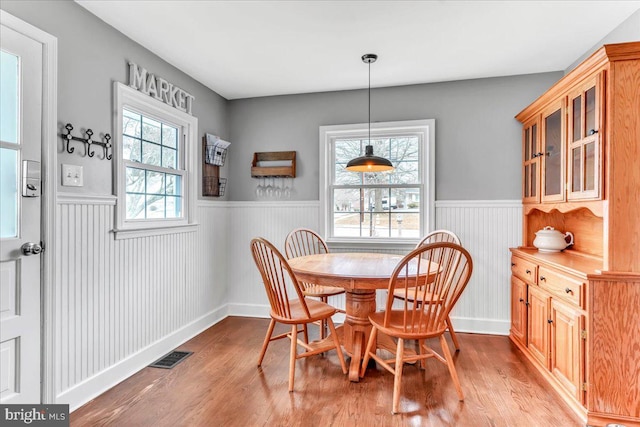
284;228;345;339
360;242;473;413
251;237;348;392
393;229;463;351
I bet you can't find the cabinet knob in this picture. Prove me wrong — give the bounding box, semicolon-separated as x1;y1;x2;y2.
588;129;598;135
547;319;553;324
525;301;530;306
511;263;516;267
565;287;573;294
519;298;524;303
526;269;531;274
540;276;546;282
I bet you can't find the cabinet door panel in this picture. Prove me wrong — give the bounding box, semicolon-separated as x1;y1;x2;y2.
584;142;595;191
528;286;550;368
567;73;602;200
572;95;582;142
550;299;584;403
522;119;541;203
511;276;528;344
541;102;565;202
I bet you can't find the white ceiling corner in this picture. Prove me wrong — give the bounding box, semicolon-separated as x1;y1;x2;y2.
76;1;640;100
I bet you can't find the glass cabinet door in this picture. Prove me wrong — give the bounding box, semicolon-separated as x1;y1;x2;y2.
567;74;602;200
541;100;566;202
522;118;541;203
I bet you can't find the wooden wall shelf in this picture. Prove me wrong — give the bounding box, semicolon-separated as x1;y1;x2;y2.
251;151;296;178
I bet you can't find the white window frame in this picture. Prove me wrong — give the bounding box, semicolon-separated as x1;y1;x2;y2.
319;119;435;249
113;82;198;238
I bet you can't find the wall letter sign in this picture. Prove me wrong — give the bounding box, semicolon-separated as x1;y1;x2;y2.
128;62;195;115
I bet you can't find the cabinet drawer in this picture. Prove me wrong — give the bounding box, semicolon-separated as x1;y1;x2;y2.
511;256;538;284
538;267;584;308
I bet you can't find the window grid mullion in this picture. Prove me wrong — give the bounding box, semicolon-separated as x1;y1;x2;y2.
124;160;185;176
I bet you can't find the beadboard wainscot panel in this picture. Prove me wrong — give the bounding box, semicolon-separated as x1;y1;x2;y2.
225;201;325;317
225;200;522;333
54;194;228;410
436;200;522;335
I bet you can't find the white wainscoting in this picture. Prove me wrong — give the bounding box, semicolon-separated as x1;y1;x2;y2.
225;200;522;335
224;201;322;317
52;196;520;410
54;195;228;411
436;200;522;335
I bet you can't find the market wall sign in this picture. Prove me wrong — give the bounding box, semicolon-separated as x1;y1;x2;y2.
128;62;195;115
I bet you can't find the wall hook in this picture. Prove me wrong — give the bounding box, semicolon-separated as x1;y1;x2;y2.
61;123;112;160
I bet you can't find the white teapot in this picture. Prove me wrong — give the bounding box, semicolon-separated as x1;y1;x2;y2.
533;226;574;253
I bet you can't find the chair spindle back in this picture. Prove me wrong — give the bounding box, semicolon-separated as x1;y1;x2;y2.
386;242;472;335
251;237;310;320
284;228;329;259
415;229;461;248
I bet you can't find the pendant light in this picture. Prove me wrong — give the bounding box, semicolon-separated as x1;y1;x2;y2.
345;53;394;172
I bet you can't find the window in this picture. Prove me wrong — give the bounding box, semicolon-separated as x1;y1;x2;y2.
114;82;197;237
320;120;435;247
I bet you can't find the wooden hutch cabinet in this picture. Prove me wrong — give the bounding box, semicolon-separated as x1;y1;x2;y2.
510;42;640;426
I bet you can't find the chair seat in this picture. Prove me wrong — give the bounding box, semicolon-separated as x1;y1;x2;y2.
393;287;444;304
368;310;447;340
272;298;337;324
303;284;345;298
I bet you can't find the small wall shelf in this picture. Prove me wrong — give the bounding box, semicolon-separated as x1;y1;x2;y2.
251;151;296;178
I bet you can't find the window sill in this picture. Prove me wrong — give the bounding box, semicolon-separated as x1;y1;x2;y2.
327;238;417;252
113;223;199;240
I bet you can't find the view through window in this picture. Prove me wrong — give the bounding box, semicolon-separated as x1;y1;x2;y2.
122;108;183;220
330;132;424;239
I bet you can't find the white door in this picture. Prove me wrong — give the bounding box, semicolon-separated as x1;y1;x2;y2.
0;23;43;404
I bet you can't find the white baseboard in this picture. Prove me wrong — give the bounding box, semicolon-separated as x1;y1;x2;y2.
61;305;228;412
450;316;510;336
228;304;508;335
227;303;270;319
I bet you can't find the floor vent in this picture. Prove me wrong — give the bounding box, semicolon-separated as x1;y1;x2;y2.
149;350;193;369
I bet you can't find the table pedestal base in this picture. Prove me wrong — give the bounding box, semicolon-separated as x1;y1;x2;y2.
342;290;377;381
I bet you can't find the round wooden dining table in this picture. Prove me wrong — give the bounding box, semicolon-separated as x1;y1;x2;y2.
288;252;434;381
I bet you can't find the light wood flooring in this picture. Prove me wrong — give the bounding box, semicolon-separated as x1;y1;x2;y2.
71;316;584;426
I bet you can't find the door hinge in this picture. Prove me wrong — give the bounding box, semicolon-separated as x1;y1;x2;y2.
40;241;46;253
581;382;588;391
581;330;587;340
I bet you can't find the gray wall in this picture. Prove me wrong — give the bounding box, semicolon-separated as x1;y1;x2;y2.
566;8;640;73
228;73;562;201
1;0;229;197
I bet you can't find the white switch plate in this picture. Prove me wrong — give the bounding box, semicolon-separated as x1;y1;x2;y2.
62;164;83;187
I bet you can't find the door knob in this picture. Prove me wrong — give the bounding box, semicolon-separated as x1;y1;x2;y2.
21;242;43;256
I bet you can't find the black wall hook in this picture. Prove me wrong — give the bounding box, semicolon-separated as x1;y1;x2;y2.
62;123;112;160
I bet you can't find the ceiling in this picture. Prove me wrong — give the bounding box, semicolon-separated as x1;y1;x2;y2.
76;1;640;100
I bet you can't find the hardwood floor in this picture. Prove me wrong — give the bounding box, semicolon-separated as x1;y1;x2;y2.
71;317;583;426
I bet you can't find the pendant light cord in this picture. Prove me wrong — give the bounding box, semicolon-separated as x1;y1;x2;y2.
368;59;371;146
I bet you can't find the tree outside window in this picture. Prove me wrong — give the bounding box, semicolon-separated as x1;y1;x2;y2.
333;136;420;238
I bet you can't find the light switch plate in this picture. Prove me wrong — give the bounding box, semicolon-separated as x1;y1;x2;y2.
62;164;83;187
